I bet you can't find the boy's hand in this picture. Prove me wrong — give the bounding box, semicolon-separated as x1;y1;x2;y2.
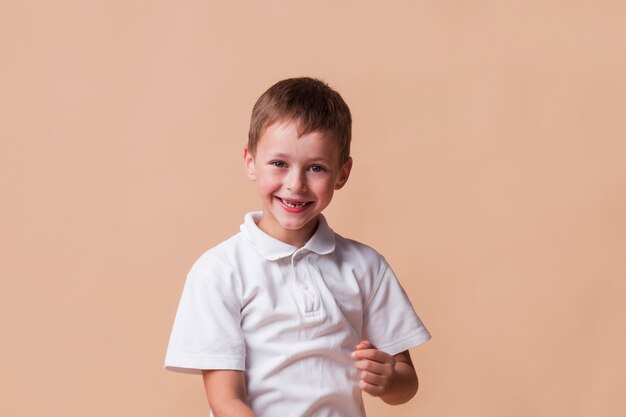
352;340;396;397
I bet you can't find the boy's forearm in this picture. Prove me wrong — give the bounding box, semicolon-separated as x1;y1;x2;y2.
380;358;419;405
202;370;258;417
210;398;258;417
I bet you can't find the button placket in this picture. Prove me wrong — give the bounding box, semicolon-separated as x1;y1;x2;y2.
290;250;320;314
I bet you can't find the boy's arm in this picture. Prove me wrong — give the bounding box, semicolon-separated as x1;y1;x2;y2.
352;341;419;405
202;370;258;417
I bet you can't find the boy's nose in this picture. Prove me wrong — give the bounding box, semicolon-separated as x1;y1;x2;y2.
286;171;306;193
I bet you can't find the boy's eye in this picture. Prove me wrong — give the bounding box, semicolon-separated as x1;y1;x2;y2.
270;161;286;168
308;165;325;173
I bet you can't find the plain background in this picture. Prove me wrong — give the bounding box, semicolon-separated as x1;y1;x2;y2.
1;1;625;417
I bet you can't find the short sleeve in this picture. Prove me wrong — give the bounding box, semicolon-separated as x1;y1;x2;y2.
362;261;431;356
164;265;246;374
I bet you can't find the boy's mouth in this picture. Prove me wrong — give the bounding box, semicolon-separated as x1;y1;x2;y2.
277;197;311;209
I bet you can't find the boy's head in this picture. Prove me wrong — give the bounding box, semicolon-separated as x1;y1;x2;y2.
248;77;352;164
244;77;353;247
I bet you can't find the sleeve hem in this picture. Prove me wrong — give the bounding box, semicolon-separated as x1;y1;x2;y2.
164;350;245;374
375;329;432;357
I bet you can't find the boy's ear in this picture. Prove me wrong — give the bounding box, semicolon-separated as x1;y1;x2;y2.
334;157;353;190
243;147;256;180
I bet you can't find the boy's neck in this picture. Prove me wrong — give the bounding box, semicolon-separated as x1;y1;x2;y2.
257;215;319;248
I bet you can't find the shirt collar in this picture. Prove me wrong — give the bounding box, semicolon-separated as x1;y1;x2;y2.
240;211;336;261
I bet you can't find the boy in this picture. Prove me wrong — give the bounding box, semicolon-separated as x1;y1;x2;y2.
165;77;431;417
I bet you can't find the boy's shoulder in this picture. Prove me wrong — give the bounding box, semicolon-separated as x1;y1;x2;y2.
334;232;378;253
332;232;389;268
188;232;248;276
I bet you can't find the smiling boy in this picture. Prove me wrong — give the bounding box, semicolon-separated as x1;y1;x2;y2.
165;77;431;417
244;121;350;248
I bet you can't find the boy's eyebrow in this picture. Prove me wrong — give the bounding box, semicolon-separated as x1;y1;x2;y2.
267;152;334;164
310;157;334;164
267;152;289;159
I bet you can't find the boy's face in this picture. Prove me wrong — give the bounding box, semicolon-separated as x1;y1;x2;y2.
244;121;352;247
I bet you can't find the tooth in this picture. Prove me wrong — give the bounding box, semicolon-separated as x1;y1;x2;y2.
283;199;303;208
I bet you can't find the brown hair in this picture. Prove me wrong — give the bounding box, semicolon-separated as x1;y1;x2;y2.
248;77;352;164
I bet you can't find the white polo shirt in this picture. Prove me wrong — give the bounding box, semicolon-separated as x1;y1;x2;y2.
165;212;431;417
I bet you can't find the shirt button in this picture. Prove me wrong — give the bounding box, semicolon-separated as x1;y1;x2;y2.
299;282;309;291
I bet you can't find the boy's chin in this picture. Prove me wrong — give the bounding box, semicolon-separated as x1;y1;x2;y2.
260;210;318;228
277;216;319;231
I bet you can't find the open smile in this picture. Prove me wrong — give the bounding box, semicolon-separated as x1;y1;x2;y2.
276;197;312;210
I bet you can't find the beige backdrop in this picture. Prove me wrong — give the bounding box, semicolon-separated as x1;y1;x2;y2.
1;1;625;417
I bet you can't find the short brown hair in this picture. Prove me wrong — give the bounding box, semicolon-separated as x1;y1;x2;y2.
248;77;352;164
